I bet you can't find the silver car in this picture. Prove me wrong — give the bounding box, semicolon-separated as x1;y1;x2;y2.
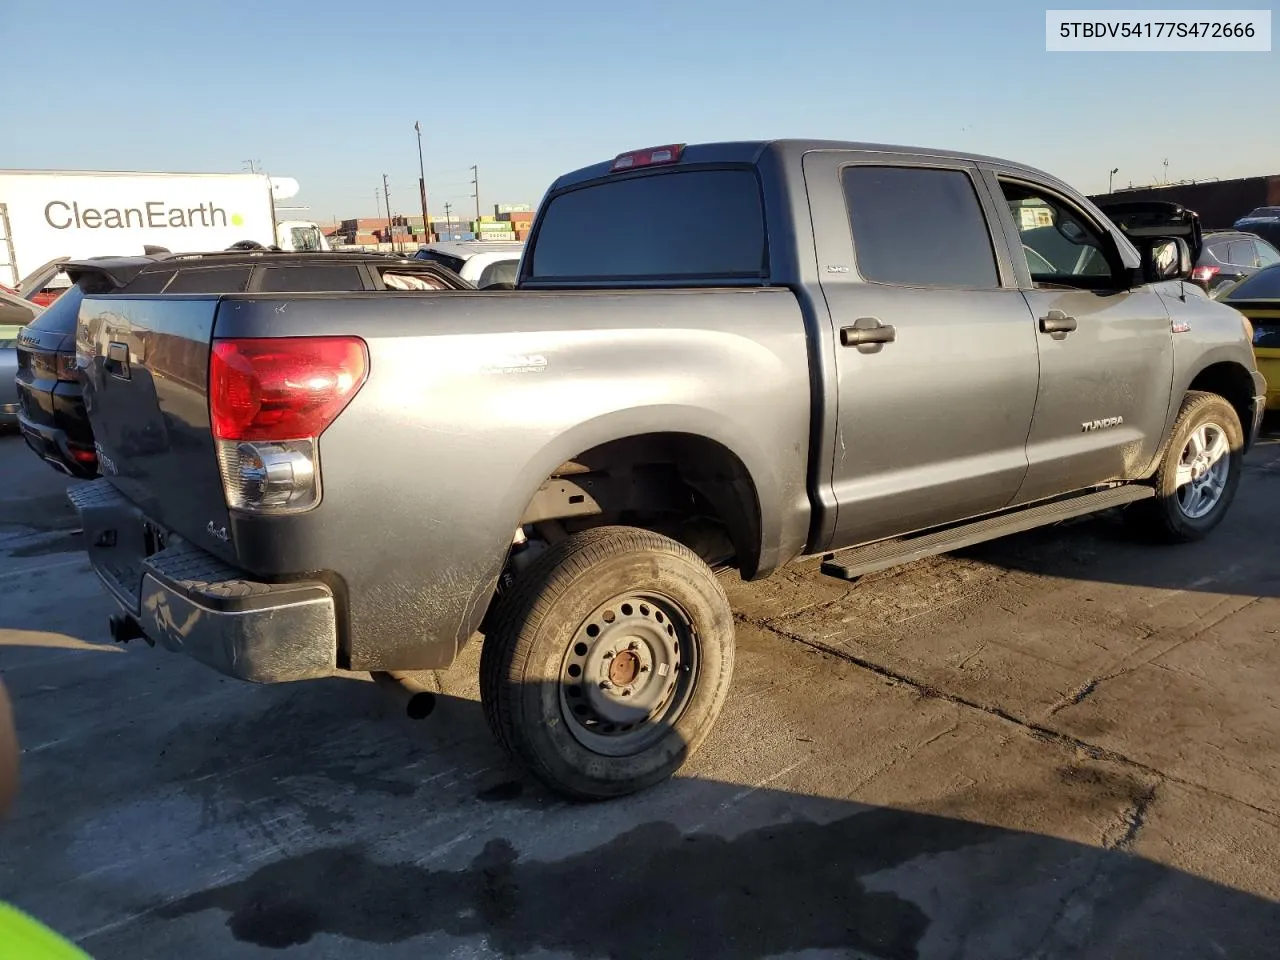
0;289;43;428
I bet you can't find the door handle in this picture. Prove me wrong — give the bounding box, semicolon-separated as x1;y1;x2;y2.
105;342;131;380
1039;310;1077;336
840;319;896;347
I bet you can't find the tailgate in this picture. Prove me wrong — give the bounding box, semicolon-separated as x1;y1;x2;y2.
79;295;234;561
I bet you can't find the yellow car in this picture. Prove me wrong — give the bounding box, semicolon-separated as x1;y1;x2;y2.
1217;264;1280;410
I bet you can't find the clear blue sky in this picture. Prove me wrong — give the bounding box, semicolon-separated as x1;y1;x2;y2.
5;0;1276;223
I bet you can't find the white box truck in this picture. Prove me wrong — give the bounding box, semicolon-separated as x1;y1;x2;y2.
0;170;326;290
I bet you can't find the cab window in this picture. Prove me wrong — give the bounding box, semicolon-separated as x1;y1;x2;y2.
1000;181;1117;289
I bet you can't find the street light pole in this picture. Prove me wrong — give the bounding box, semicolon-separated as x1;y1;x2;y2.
1109;167;1119;193
415;121;430;245
471;165;480;224
382;173;394;252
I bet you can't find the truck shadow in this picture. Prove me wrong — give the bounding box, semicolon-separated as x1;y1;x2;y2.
76;677;1276;960
952;431;1280;601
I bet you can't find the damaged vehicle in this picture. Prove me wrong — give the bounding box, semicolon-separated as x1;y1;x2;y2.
68;141;1265;799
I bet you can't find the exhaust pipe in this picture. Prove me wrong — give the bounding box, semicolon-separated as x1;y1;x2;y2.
108;614;145;644
371;671;439;719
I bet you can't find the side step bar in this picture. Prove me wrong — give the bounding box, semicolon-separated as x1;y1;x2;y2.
820;485;1155;581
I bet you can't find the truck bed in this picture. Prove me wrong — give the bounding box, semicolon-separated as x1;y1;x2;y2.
78;288;812;672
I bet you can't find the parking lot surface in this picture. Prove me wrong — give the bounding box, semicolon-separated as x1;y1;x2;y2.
1;429;1278;959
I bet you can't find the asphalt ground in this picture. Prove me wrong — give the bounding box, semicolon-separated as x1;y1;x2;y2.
1;425;1277;959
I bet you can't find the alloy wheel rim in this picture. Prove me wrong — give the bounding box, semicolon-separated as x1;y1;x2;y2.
1175;422;1230;520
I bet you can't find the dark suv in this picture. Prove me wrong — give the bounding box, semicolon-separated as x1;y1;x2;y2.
15;250;471;477
1190;230;1280;292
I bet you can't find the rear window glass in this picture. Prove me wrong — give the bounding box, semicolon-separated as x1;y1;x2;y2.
26;284;84;335
530;169;766;281
164;267;252;294
258;264;365;292
1227;266;1280;300
122;270;177;294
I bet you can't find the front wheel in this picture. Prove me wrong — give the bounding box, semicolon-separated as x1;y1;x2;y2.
1127;391;1243;542
480;526;735;800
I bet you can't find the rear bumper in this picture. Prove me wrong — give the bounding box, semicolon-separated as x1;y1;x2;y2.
68;479;338;683
18;410;98;478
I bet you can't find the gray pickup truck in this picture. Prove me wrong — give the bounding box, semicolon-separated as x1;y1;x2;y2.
69;140;1266;799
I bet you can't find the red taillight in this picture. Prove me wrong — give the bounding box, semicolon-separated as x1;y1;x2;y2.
69;447;98;465
610;144;685;172
209;337;369;442
1190;265;1219;284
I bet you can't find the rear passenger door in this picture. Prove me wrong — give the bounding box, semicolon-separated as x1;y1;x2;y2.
803;151;1041;549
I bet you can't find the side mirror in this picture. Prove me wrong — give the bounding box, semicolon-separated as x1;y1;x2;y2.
1143;237;1192;282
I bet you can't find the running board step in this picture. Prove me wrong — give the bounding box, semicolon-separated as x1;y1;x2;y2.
820;485;1155;581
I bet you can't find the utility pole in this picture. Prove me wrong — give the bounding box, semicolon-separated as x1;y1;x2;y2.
1109;167;1119;193
382;173;394;252
1162;158;1169;185
470;165;480;223
444;201;453;238
414;121;430;243
243;159;261;174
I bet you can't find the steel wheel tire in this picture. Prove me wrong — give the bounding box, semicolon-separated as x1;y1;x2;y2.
480;526;735;801
1128;391;1243;542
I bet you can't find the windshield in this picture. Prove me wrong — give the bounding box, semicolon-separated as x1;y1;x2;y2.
414;250;467;275
289;226;324;251
529;168;767;282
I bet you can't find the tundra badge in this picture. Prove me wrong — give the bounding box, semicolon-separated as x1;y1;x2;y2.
1082;416;1124;432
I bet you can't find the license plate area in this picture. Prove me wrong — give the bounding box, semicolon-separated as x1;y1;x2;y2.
85;505;170;614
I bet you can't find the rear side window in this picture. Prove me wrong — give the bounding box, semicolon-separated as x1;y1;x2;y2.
843;166;998;288
1257;240;1280;267
530;169;766;281
257;264;365;292
164;267;252;294
1206;241;1231;264
1226;240;1257;267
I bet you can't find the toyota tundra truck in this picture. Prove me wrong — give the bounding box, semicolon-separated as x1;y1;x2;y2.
68;140;1267;800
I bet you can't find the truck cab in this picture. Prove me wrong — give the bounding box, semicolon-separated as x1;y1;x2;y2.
274;221;331;252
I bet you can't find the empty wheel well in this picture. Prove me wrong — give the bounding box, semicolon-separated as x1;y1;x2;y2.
1187;362;1254;437
516;433;763;577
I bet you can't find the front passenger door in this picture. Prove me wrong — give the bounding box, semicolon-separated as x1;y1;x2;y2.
982;170;1175;505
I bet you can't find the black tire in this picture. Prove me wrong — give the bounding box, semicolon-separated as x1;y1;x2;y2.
1127;391;1243;542
480;526;735;800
